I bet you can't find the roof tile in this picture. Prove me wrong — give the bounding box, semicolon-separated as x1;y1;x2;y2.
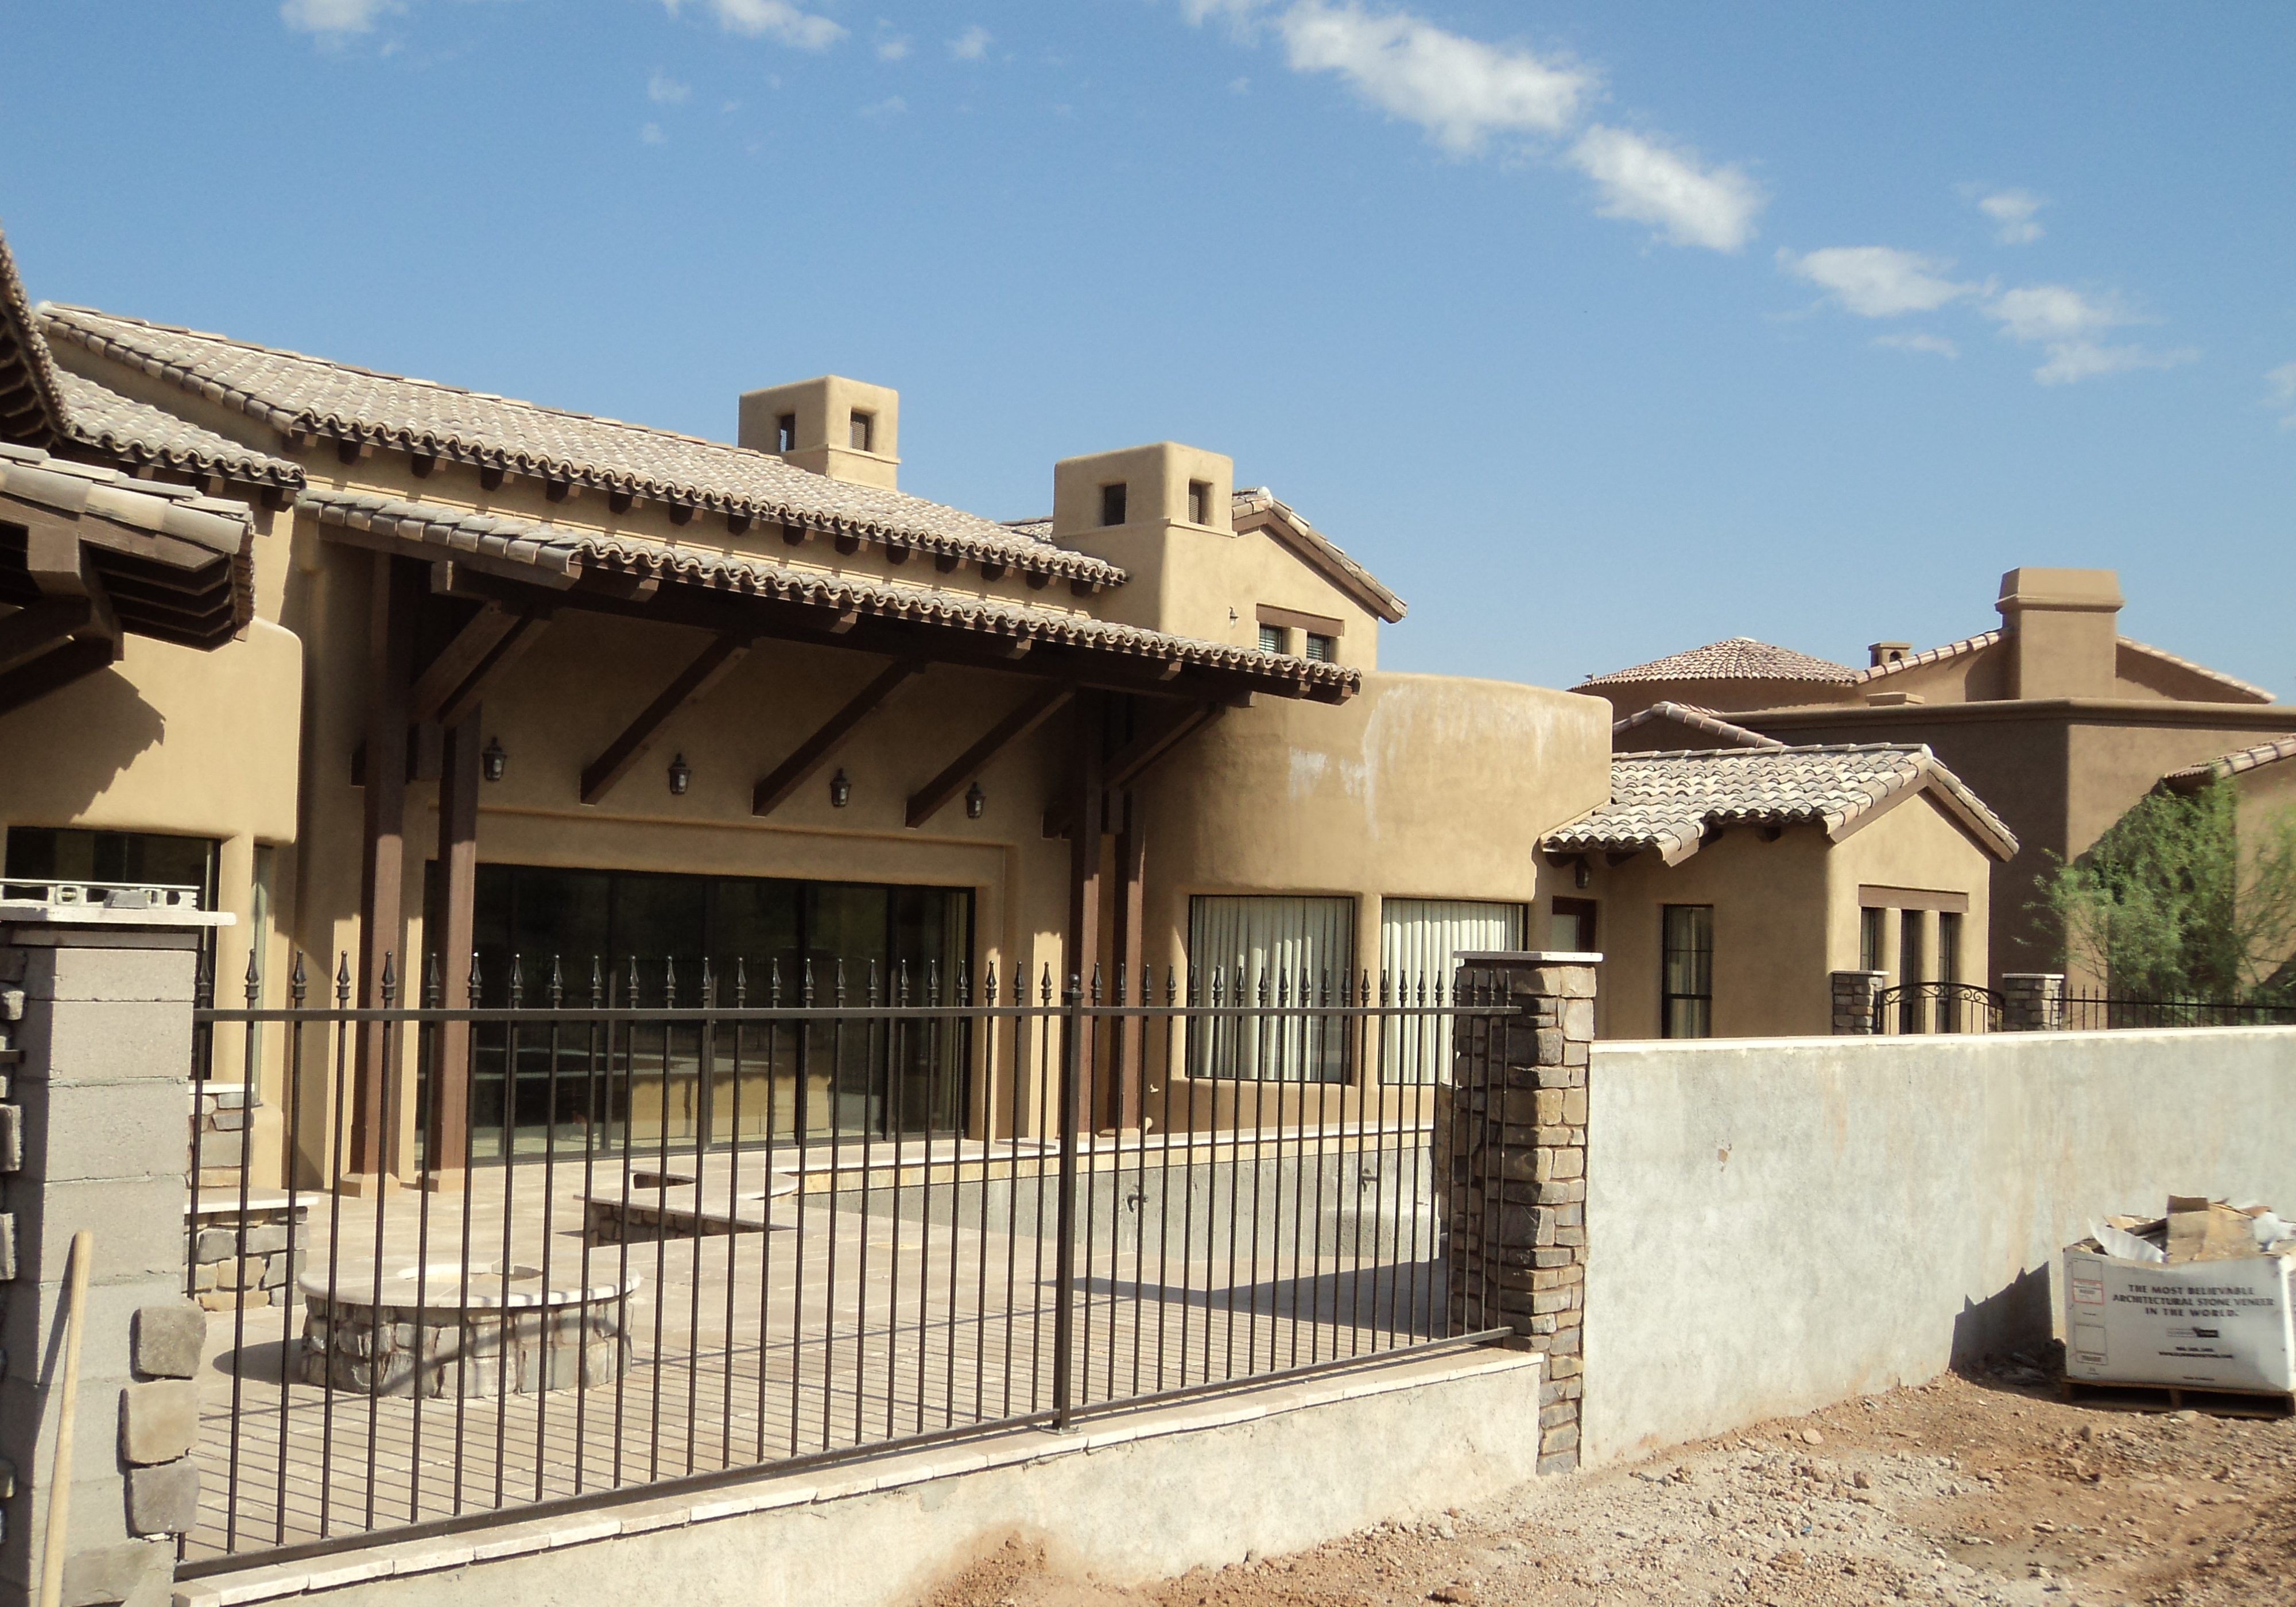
1578;636;1858;689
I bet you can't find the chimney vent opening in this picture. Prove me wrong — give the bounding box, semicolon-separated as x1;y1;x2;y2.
850;410;875;453
1100;483;1127;527
775;413;797;453
1868;641;1912;669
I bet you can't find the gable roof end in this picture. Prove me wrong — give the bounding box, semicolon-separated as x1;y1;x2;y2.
1611;701;1786;750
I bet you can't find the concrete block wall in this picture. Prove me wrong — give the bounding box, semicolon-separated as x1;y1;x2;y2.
0;915;220;1607
1446;952;1595;1475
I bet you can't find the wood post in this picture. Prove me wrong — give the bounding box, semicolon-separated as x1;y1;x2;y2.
425;709;482;1185
349;553;417;1187
1064;697;1104;1134
1111;788;1146;1131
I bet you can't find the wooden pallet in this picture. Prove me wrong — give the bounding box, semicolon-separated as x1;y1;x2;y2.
2058;1376;2295;1419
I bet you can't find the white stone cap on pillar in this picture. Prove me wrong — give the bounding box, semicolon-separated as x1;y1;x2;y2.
0;902;234;929
1453;950;1604;965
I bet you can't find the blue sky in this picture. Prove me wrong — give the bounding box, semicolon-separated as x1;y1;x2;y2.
6;2;2293;694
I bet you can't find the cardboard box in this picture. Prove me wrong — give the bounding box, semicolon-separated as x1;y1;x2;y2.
2063;1246;2296;1393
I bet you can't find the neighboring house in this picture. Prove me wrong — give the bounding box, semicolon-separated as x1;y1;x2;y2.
2160;734;2296;992
1539;742;2017;1039
0;223;1613;1184
1574;568;2296;989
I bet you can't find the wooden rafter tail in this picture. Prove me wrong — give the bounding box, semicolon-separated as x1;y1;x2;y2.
905;682;1075;829
581;633;752;805
750;657;923;817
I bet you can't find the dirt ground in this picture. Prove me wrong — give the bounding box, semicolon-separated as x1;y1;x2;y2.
922;1364;2296;1607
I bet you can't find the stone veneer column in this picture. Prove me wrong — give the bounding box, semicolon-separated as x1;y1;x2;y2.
1829;970;1887;1035
1446;951;1596;1476
0;903;227;1607
2001;973;2066;1032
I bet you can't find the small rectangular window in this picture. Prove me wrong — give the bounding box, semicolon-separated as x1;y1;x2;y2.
1188;480;1211;523
1258;623;1285;654
848;411;874;452
1304;632;1335;662
1660;904;1713;1039
1859;906;1886;973
1550;896;1597;954
1100;483;1127;527
776;413;797;453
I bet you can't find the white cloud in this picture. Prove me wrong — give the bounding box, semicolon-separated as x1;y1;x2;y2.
660;0;844;50
281;0;395;35
1275;1;1589;153
876;34;910;61
860;95;907;118
2268;362;2296;427
1229;75;1251;94
1874;332;1959;358
948;24;992;61
1568;125;1764;253
640;122;668;145
1781;246;1976;318
647;68;691;104
1978;188;2046;245
1980;283;2194;384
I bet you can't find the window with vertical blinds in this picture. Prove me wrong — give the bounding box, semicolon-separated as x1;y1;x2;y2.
1661;904;1714;1039
1185;895;1354;1082
1378;898;1526;1084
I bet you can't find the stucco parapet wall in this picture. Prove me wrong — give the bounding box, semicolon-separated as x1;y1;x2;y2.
168;1347;1539;1607
297;488;1359;702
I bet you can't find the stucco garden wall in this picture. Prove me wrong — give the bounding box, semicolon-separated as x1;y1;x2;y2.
1579;1027;2296;1465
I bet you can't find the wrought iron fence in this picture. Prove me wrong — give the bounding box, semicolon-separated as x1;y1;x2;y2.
183;958;1518;1573
1870;980;2003;1035
2061;992;2296;1031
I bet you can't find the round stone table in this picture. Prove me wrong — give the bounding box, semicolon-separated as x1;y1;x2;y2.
299;1261;639;1399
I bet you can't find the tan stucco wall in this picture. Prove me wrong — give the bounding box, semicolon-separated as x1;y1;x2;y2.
1569;791;1996;1041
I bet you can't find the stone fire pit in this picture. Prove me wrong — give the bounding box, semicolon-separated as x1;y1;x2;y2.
299;1261;639;1399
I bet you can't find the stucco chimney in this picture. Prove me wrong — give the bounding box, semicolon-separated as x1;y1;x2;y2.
1049;442;1235;636
738;376;899;490
1868;641;1911;669
1995;568;2123;700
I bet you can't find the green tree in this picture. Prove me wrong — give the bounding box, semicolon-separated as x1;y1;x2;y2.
2041;785;2296;1002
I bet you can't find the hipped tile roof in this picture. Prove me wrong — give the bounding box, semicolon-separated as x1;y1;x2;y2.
301;488;1360;697
1578;636;1858;689
1542;743;2018;865
2161;735;2296;793
40;304;1124;588
1609;701;1784;750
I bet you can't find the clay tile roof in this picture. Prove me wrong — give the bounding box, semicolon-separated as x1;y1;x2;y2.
2116;636;2276;704
299;488;1360;699
1541;743;2018;865
1230;487;1405;623
1853;630;2000;683
52;367;303;488
2161;734;2296;793
1610;701;1785;751
38;304;1122;588
0;227;68;449
1577;636;1859;689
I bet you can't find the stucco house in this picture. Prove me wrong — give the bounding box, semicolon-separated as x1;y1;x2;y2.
1576;569;2296;990
1538;725;2017;1039
0;223;1630;1186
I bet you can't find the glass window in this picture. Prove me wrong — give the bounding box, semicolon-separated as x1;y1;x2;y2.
3;825;218;905
1100;483;1127;526
1859;906;1886;973
1304;632;1335;662
1379;898;1525;1084
439;863;972;1159
1938;911;1962;984
1186;895;1353;1082
1660;905;1713;1039
1550;896;1597;953
1258;623;1285;654
1899;909;1925;1033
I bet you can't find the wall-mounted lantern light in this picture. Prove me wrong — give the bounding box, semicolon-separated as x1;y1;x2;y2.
828;768;852;809
481;737;507;783
1574;858;1591;890
964;781;986;820
667;754;691;796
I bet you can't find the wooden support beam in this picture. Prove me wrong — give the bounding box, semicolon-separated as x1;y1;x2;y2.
905;682;1074;829
1042;698;1227;837
408;604;551;728
425;709;482;1186
1064;697;1106;1131
0;635;118;718
0;596;96;677
350;552;419;1185
750;658;922;817
1111;787;1147;1130
580;634;751;805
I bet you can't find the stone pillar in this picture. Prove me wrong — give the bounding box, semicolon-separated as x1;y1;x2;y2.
0;902;228;1607
1830;970;1887;1035
2002;973;2065;1032
1447;950;1596;1476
